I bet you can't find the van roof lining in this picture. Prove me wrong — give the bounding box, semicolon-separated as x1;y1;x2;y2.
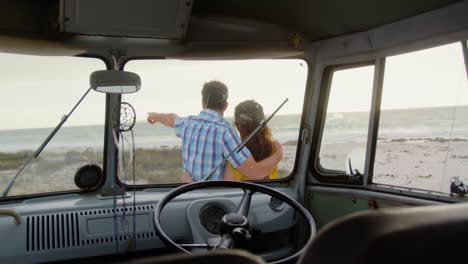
0;35;86;56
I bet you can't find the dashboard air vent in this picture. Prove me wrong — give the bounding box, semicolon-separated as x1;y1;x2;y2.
26;213;80;252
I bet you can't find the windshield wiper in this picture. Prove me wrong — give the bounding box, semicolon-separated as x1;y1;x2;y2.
1;88;92;197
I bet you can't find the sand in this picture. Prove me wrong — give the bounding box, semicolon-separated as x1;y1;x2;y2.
278;145;297;172
320;139;468;194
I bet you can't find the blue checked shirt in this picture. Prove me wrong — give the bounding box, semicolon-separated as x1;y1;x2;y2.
174;109;251;181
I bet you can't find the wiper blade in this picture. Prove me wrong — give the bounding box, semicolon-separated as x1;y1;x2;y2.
1;87;92;197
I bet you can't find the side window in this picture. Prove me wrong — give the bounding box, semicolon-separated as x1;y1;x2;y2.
122;59;307;185
373;42;468;194
318;65;375;173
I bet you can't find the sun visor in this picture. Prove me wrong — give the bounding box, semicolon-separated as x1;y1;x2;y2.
61;0;193;40
0;36;86;56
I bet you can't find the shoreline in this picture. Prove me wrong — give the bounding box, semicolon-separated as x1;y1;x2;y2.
2;138;467;195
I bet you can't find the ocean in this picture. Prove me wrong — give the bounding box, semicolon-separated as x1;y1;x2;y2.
321;105;468;144
1;106;468;153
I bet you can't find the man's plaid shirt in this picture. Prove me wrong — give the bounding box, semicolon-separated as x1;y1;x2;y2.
175;109;251;181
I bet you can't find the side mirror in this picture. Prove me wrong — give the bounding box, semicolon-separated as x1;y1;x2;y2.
345;148;366;176
90;70;141;94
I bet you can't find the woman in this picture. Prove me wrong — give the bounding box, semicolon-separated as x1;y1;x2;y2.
224;100;278;180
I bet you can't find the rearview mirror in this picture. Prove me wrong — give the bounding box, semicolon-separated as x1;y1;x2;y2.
90;70;141;94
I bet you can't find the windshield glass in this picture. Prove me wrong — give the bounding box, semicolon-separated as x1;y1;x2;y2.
122;59;308;184
0;53;106;197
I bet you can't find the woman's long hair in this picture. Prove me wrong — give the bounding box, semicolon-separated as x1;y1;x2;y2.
234;100;273;161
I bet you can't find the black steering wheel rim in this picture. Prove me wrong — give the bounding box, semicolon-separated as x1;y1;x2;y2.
153;180;316;264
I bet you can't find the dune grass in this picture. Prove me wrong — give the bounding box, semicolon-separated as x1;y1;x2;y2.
123;147;183;184
1;146;291;194
0;151;32;170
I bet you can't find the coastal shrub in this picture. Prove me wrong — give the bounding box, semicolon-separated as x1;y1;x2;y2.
0;151;31;170
119;148;183;183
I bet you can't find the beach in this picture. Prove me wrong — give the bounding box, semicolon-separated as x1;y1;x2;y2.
1;139;467;196
0;143;299;196
2;106;468;196
320;138;468;194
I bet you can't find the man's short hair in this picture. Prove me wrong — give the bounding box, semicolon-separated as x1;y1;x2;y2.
202;81;228;111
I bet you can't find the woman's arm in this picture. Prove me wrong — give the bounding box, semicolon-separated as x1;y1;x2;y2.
223;163;235;180
236;141;283;180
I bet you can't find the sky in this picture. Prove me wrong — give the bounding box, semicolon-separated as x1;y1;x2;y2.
0;42;467;130
327;42;468;113
123;59;307;121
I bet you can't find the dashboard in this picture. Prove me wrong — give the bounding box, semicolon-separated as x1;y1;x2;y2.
0;187;297;263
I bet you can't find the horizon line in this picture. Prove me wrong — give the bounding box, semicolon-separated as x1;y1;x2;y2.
1;104;468;132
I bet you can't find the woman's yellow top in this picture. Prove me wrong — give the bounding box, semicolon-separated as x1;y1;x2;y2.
226;141;278;180
227;162;278;180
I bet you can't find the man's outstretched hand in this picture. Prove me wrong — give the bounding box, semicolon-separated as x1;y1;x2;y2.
147;112;158;124
147;112;179;128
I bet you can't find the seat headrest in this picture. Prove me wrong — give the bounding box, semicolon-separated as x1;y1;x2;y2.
299;202;468;264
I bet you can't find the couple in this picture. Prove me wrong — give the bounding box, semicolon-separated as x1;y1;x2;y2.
147;81;281;182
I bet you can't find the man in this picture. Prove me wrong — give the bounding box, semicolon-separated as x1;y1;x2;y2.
147;80;282;182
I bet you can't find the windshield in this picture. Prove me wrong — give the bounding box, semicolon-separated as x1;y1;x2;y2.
0;55;308;197
0;53;106;197
121;59;308;184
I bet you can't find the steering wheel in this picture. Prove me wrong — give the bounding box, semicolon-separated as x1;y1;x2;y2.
153;180;316;264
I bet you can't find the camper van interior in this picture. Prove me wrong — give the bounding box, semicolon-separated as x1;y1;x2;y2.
0;1;468;263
